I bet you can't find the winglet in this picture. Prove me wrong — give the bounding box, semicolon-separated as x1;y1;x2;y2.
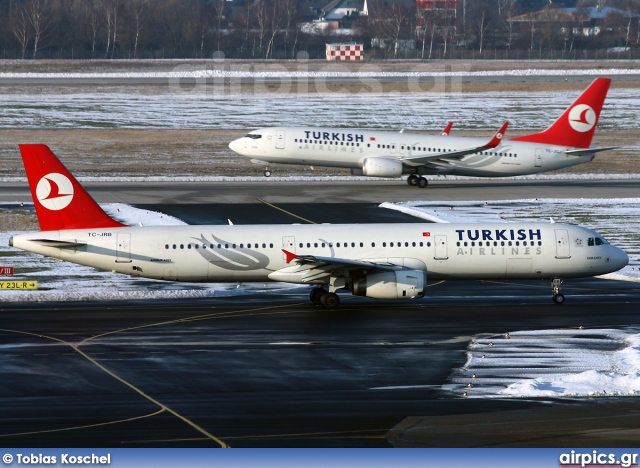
485;122;509;149
441;122;454;136
282;249;298;264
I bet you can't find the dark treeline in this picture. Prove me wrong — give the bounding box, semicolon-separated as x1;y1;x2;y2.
0;0;311;59
0;0;639;60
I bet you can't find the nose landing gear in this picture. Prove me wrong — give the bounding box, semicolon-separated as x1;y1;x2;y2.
551;278;565;304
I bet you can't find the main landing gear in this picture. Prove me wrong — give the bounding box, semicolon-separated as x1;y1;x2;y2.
407;174;428;188
551;278;565;304
310;287;340;310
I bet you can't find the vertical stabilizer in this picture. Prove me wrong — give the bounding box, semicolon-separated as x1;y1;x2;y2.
19;144;126;231
511;78;611;148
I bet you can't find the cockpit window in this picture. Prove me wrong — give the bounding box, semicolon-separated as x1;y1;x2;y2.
595;237;609;245
245;134;262;140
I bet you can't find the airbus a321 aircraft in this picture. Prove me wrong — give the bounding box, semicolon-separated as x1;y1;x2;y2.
10;144;627;308
229;78;614;188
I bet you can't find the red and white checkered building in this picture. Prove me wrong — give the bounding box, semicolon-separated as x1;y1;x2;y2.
326;43;364;61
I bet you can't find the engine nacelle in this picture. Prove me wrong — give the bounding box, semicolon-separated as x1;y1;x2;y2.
353;270;426;300
362;157;403;178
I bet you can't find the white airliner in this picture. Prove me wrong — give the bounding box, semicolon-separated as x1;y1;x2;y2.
10;145;627;308
229;78;614;187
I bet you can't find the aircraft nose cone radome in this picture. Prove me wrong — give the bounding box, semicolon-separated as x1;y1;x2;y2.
228;138;240;152
613;247;630;271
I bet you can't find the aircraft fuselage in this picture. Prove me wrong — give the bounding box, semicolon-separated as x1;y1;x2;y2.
11;222;627;283
230;127;594;177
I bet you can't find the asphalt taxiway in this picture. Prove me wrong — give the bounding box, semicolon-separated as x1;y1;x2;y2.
2;278;640;448
1;178;639;205
2;188;640;447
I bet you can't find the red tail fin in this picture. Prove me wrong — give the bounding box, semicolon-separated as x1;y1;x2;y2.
511;78;611;148
19;144;126;231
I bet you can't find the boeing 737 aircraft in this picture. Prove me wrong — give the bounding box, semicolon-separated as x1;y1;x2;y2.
229;78;614;188
10;145;627;308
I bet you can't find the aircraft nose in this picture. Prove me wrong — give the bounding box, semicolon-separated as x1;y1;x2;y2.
228;138;241;153
612;247;629;271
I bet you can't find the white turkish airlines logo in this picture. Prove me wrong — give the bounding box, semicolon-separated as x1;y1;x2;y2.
568;104;596;133
36;173;74;211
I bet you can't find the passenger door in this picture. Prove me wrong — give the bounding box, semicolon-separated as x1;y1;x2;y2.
535;148;543;167
434;235;448;260
116;233;131;263
554;229;571;259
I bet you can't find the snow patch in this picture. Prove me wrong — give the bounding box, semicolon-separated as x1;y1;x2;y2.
448;328;640;398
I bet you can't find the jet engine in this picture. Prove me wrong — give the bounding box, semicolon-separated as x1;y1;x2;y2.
353;270;426;300
362;157;403;178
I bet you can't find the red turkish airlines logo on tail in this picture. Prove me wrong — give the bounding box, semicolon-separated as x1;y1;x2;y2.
36;173;74;210
568;104;597;133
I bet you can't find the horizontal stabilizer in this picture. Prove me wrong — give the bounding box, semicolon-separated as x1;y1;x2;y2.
30;239;87;248
564;147;618;157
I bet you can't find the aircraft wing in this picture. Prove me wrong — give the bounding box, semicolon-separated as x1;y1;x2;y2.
564;147;618;157
398;122;509;167
281;249;400;282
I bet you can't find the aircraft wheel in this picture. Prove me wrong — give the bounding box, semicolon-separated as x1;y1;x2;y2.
320;292;340;310
264;169;272;177
310;287;325;305
417;177;428;188
407;174;418;186
553;293;565;305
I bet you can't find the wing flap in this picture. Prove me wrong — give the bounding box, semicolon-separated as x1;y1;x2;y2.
274;250;412;283
281;249;400;279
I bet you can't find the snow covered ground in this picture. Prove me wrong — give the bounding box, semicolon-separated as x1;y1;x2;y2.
1;81;638;132
2;67;639;80
446;327;640;398
2;173;640;184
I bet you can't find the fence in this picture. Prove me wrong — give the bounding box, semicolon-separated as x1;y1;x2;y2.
2;47;640;61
